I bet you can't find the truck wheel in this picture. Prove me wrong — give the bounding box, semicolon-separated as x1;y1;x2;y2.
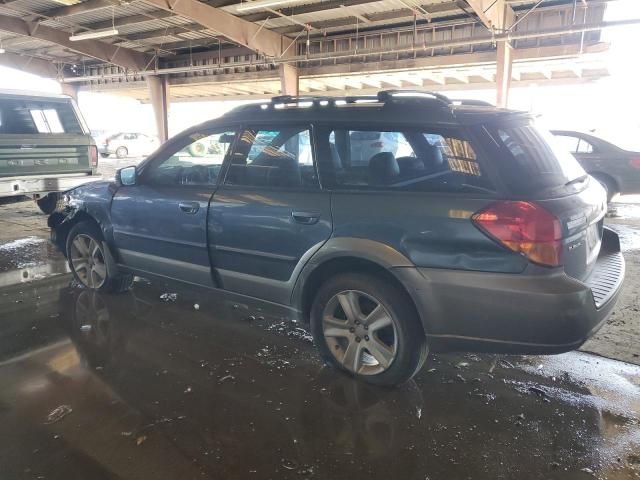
66;221;133;293
115;146;128;159
310;273;428;387
36;193;64;215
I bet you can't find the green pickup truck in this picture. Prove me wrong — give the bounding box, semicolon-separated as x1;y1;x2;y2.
0;90;100;214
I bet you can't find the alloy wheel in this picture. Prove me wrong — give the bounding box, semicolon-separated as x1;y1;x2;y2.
322;290;398;375
70;234;107;289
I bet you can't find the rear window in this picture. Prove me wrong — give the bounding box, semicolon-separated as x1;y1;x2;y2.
0;98;83;134
485;122;586;194
320;127;494;194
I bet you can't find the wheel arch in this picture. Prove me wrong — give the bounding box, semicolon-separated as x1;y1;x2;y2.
292;238;426;334
590;172;619;194
51;210;107;257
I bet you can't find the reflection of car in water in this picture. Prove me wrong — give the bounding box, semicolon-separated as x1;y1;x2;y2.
58;284;606;479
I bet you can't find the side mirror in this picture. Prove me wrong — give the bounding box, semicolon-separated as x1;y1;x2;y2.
117;166;137;186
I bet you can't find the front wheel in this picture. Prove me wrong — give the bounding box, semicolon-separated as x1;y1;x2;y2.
66;221;133;293
310;273;428;387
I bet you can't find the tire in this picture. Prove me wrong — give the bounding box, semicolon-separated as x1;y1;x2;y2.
188;142;207;157
310;273;428;387
115;146;128;159
592;174;617;203
66;221;134;293
36;193;64;215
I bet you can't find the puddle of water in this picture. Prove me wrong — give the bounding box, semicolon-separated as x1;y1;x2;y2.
0;236;69;285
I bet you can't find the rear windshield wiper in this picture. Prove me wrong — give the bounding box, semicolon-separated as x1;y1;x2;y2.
565;174;589;187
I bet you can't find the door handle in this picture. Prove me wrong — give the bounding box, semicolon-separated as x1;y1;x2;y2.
292;211;320;225
179;201;200;214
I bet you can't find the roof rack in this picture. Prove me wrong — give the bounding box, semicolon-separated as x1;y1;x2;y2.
376;90;452;105
241;90;457;114
451;99;494;107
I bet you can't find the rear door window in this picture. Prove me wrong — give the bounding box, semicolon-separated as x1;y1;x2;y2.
485;122;586;194
318;127;494;194
0;98;83;134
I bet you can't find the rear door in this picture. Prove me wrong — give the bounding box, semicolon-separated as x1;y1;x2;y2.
0;96;92;178
209;125;332;305
110;129;236;286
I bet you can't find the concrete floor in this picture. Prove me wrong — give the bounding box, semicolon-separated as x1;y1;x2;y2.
0;176;639;479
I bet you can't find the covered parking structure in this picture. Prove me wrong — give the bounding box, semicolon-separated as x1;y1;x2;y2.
0;0;629;141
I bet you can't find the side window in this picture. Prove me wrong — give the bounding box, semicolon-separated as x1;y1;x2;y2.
144;130;236;186
553;135;580;153
324;128;493;193
225;127;317;189
576;138;594;154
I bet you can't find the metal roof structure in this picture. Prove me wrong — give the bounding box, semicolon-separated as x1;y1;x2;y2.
0;0;621;103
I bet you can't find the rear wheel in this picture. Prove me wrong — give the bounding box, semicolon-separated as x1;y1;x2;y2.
310;273;428;386
115;146;128;159
36;193;64;215
66;221;133;293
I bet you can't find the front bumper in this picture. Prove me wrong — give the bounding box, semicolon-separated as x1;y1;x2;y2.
0;173;102;198
394;227;625;354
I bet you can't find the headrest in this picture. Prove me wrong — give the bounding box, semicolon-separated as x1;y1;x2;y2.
369;152;399;185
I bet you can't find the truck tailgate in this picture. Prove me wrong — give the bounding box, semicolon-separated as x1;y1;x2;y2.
0;134;92;177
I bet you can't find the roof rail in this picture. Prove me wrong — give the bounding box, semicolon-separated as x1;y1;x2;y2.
451;99;494;107
270;95;333;105
376;90;452;105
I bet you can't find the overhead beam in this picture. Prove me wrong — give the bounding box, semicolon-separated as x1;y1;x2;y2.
0;15;152;71
464;0;513;30
42;0;113;19
142;0;293;58
0;52;59;78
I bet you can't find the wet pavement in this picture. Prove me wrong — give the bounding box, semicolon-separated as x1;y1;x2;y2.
0;241;639;479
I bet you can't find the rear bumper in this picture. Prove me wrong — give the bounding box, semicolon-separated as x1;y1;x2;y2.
394;227;625;354
0;173;102;197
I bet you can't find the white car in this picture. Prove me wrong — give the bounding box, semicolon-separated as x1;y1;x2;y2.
99;132;160;159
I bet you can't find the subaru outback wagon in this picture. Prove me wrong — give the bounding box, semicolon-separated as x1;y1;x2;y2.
49;91;624;386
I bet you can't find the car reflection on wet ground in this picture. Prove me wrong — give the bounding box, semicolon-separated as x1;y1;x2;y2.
0;242;638;480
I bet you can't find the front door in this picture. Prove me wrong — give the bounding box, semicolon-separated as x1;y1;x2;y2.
111;129;236;286
209;125;332;305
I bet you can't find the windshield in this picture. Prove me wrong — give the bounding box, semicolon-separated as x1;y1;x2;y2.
486;121;586;194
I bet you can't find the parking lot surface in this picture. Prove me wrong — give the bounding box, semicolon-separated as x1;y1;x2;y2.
0;193;639;479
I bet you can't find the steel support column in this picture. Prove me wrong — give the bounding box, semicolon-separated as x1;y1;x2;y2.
279;64;299;96
496;41;513;108
147;75;170;143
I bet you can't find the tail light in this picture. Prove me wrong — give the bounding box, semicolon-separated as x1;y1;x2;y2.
89;145;98;168
472;201;563;267
629;158;640;169
371;141;384;148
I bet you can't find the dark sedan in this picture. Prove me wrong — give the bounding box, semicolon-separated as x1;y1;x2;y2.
551;130;640;201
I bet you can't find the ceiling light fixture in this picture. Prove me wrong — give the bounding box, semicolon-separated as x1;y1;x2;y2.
236;0;300;12
69;28;119;41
